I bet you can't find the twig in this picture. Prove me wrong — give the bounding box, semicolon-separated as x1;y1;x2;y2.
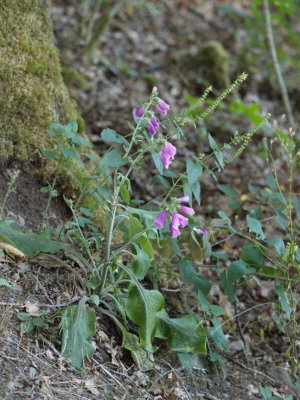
263;0;295;128
0;297;80;308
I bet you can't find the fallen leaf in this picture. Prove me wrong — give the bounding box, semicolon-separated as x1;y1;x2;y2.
0;242;26;261
85;378;99;395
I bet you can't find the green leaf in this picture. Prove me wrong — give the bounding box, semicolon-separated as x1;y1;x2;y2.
217;184;238;198
210;318;229;351
179;259;211;295
0;278;13;287
208;133;218;150
151;152;163;175
17;312;31;321
22;320;35;333
191;181;201;205
157;312;207;354
71;134;92;147
100;128;129;145
241;242;264;265
227;260;255;282
102;149;128;167
125;286;164;351
186;159;202;185
128;216;143;239
122;331;154;371
267;238;285;256
246;215;265;240
120;186;130;203
275;284;292;318
0;221;65;258
60;299;96;369
90;295;100;306
131;244;151;280
32;317;45;327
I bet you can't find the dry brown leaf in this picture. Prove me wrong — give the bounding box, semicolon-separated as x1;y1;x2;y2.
0;242;26;261
85;378;99;395
25;301;40;316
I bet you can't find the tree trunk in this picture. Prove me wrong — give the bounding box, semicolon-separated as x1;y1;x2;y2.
0;0;84;162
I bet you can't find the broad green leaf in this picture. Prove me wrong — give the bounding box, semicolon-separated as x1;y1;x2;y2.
131;244;151;280
102;149;128;167
122;331;154;371
71;134;92;147
275;284;292;318
125;286;164;351
177;352;198;373
0;222;64;258
246;215;265;240
60;299;96;369
120;185;130;203
209;318;229;351
227;260;255;282
128;216;143;239
179;259;211;295
267;238;285;256
217;184;238;198
101;128;129;145
186;159;202;185
139;236;153;259
241;242;264;265
157;312;207;354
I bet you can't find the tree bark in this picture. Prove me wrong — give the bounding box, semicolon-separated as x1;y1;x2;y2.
0;0;84;163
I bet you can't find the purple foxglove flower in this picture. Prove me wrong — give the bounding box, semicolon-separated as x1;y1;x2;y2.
196;229;208;235
169;212;181;237
156;99;170;115
178;196;189;203
177;213;188;228
178;205;195;216
134;106;145;118
160;141;176;169
147;122;157;136
169;224;181;238
150;115;159;128
153;209;168;229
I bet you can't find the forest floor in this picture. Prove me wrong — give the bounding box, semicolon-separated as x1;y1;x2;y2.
1;0;300;399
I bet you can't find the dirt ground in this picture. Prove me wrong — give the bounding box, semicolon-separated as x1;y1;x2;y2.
1;0;300;399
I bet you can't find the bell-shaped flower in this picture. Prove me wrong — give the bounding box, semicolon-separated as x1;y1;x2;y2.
178;196;189;203
169;211;188;238
153;209;168;229
150;115;159;128
134;106;145;118
178;205;195;216
156;99;170;115
160;141;176;169
147;122;157;136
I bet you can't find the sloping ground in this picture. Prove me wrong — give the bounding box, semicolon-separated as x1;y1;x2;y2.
0;0;299;399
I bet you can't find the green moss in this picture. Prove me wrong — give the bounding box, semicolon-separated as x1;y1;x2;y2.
197;41;230;89
0;0;80;162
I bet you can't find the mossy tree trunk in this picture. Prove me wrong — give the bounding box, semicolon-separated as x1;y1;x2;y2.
0;0;84;163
